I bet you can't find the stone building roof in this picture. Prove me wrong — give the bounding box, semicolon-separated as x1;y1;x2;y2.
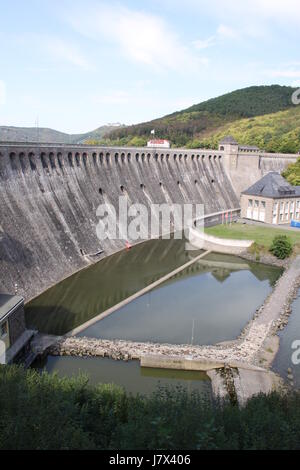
242;172;300;199
219;136;238;145
0;294;24;321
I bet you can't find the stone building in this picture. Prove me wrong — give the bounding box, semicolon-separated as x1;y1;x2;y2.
241;172;300;225
0;294;35;364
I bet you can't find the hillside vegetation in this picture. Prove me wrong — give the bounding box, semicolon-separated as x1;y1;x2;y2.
2;85;298;151
200;106;300;154
98;85;297;150
0;124;124;144
282;157;300;185
2;365;300;450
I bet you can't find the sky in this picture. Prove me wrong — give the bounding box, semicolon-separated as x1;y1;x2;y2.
1;0;300;133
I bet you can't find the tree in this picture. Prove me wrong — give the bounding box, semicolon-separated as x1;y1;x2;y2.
269;235;293;259
282;158;300;186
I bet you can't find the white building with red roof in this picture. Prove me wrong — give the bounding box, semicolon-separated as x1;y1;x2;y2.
147;139;171;149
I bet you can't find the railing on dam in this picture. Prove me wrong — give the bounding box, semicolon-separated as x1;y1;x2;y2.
0;143;225;163
0;144;227;176
0;141;225;153
195;208;241;227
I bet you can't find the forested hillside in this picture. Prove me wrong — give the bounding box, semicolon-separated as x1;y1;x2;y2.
282;157;300;185
199;106;300;154
0;124;124;144
97;85;297;150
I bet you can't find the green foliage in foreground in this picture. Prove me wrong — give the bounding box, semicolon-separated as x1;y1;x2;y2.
270;235;293;259
282;158;300;186
1;365;300;450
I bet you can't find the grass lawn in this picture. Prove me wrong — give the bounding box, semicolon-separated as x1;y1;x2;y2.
205;222;300;249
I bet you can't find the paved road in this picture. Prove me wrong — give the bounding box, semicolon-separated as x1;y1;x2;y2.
239;218;300;233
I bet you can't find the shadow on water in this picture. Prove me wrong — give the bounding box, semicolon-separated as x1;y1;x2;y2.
25;237;198;335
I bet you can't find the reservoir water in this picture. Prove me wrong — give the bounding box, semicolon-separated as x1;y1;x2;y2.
35;355;212;397
26;237;282;346
273;291;300;388
27;236;282;395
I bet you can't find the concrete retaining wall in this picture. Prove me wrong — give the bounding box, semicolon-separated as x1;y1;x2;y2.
225;152;298;196
188;227;253;255
141;354;224;372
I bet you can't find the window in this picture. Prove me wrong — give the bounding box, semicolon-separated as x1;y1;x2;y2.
248;199;253;208
255;200;259;208
259;201;266;222
0;322;8;337
280;202;284;213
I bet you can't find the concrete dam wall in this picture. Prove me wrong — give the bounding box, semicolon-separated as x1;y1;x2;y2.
0;143;239;300
224;151;298;197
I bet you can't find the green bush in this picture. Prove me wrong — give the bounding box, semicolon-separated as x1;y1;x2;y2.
270;235;293;259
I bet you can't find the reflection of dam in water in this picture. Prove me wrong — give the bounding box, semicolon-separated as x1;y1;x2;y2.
26;237;282;344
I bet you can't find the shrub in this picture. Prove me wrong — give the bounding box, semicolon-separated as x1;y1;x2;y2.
270;235;293;259
248;242;265;261
3;365;300;449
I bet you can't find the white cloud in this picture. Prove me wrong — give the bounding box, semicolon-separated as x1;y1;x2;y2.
182;0;300;42
43;37;90;70
68;4;207;72
0;81;6;106
265;68;300;79
93;90;130;105
217;24;239;39
193;36;216;50
189;0;300;24
193;24;240;54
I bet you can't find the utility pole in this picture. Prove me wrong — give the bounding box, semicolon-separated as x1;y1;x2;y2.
35;116;40;143
191;319;195;345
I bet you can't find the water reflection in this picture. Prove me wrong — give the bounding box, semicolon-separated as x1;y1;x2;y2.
26;237;282;342
35;355;212;397
273;292;300;388
81;256;281;346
